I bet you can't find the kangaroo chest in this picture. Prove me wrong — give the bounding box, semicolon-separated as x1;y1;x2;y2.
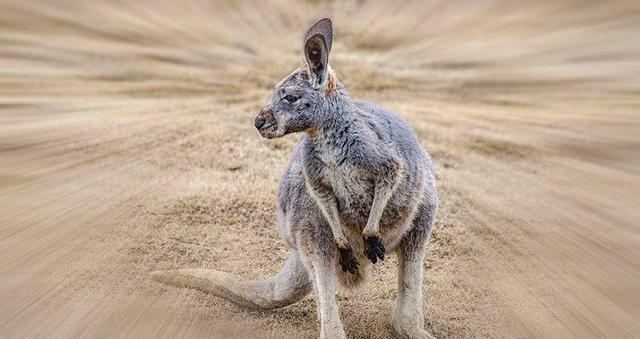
316;156;375;224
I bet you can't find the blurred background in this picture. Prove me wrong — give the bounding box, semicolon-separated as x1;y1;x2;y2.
1;0;639;338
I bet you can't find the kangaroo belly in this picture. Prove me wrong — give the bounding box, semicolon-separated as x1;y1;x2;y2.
324;168;374;227
333;173;419;244
337;196;371;228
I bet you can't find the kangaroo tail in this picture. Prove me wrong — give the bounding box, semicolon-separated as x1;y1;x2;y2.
151;250;312;310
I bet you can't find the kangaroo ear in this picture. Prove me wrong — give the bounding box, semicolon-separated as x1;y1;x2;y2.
304;18;332;89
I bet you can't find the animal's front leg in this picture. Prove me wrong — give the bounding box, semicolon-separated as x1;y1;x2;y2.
304;177;359;274
363;185;390;263
310;253;347;339
362;161;402;263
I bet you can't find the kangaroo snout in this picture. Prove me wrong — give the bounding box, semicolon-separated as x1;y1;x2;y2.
255;108;279;138
255;116;267;130
254;108;273;130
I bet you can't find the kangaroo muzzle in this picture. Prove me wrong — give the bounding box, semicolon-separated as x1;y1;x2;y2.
255;108;278;138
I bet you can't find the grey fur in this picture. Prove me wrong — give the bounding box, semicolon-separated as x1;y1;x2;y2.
153;18;438;339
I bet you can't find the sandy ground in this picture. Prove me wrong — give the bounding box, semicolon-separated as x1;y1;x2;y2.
1;0;639;338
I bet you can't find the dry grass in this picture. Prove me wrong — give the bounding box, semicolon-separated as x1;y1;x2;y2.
1;0;639;338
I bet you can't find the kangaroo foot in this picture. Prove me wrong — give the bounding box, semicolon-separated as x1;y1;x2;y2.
364;235;385;264
338;247;359;274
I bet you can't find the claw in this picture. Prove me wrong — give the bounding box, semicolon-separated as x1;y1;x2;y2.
364;235;385;264
338;247;359;274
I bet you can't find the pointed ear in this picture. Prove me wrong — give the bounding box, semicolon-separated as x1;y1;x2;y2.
304;18;333;89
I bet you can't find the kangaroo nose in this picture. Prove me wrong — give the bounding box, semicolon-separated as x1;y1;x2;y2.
255;116;267;130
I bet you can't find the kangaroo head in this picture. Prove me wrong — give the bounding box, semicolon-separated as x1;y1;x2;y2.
255;18;339;139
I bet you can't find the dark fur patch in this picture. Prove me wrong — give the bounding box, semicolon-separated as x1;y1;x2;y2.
364;235;385;264
338;247;359;274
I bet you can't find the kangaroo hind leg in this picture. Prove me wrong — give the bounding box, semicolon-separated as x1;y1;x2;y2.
394;202;437;339
309;252;347;339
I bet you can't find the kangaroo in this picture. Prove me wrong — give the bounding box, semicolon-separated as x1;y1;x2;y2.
152;18;438;339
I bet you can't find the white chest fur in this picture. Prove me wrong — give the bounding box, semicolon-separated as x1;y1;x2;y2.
318;160;374;218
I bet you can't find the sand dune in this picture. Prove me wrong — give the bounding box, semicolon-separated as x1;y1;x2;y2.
1;0;639;338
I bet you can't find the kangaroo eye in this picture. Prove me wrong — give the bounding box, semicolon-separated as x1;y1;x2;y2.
284;95;300;103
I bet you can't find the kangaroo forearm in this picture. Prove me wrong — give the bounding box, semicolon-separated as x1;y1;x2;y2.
363;182;396;236
318;199;350;248
363;158;403;236
305;182;349;248
358;153;403;238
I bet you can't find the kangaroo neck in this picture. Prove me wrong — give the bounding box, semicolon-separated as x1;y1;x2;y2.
307;95;360;153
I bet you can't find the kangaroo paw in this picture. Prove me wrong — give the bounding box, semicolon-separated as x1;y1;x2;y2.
364;235;385;264
338;247;359;274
